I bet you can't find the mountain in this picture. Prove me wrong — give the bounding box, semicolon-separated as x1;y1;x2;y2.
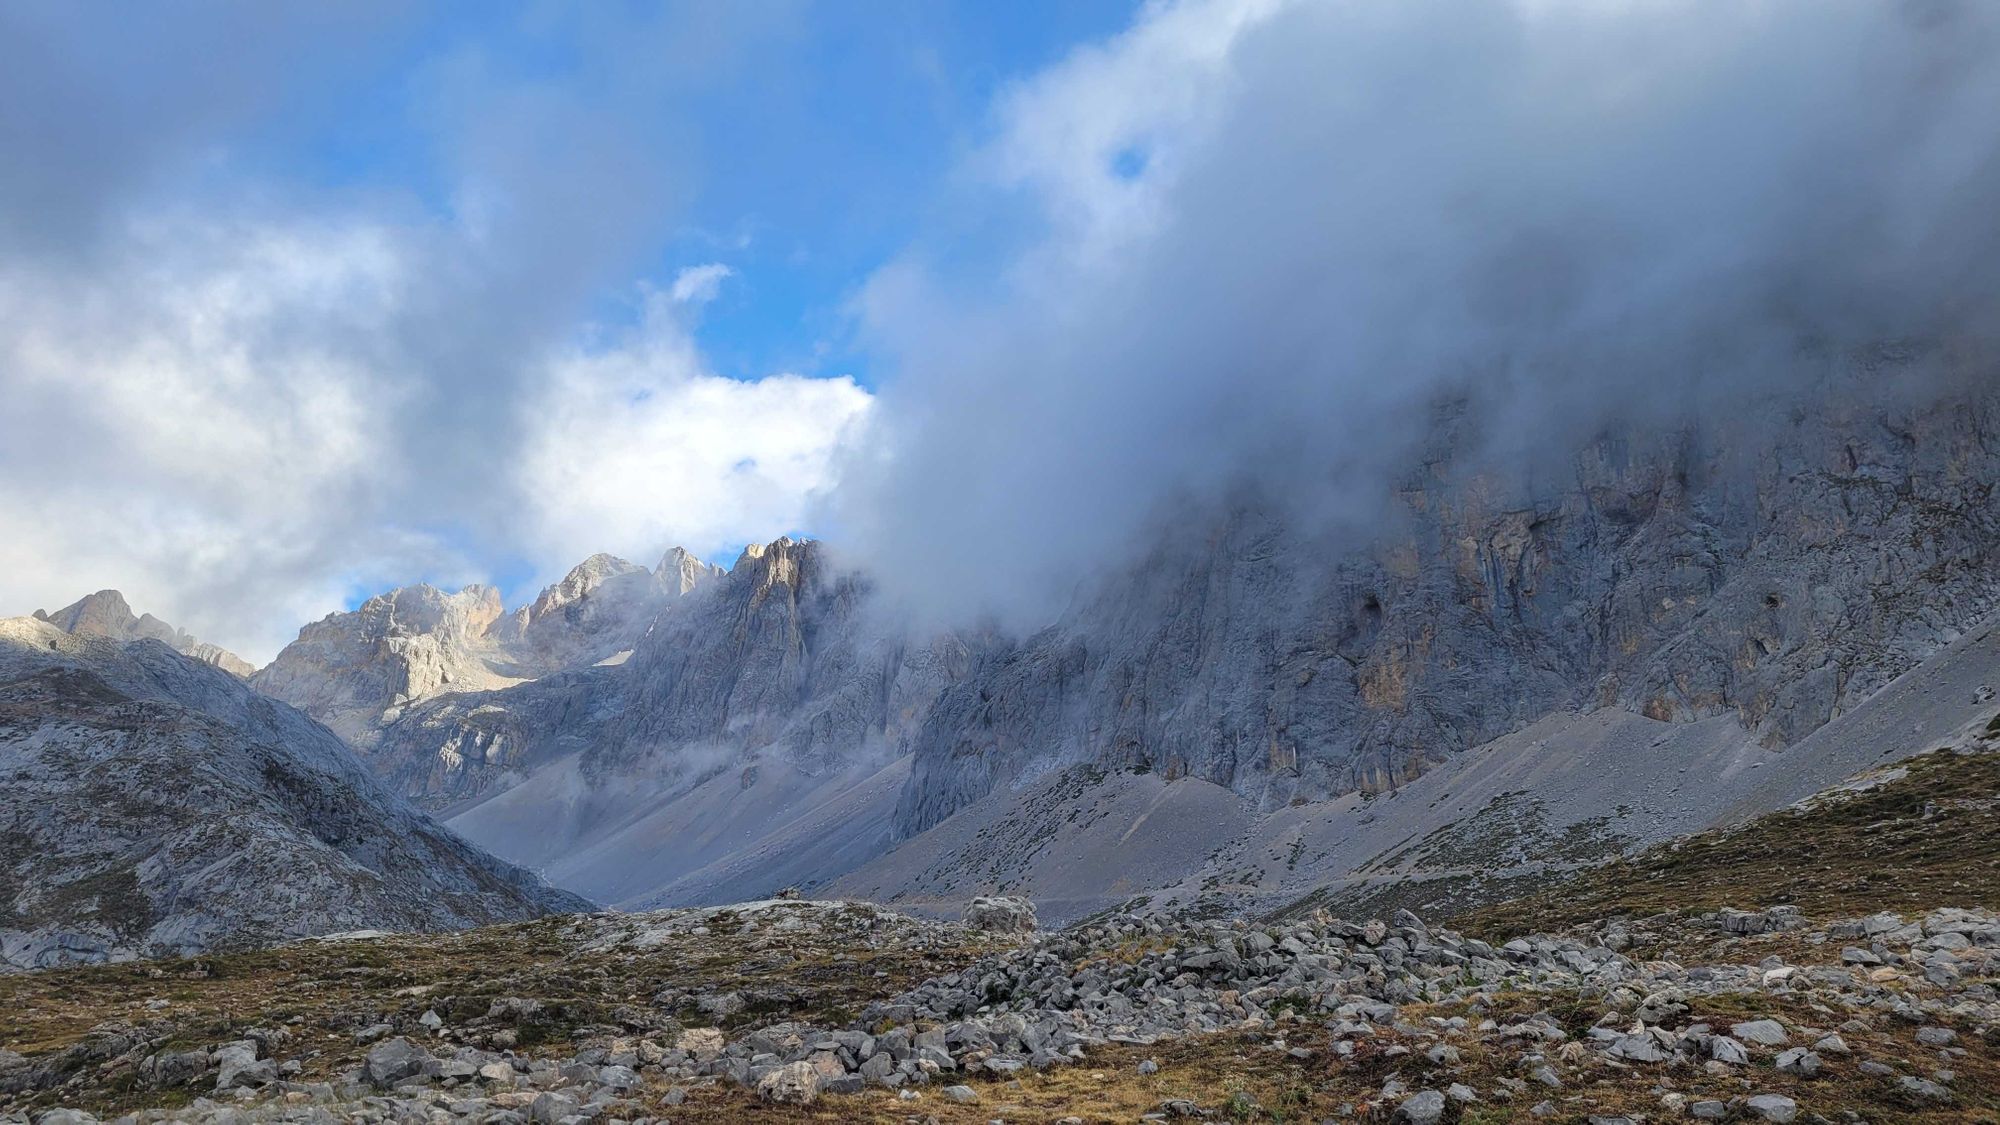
243;354;2000;928
0;617;589;971
251;549;722;748
363;538;969;906
831;362;2000;920
892;364;2000;839
34;590;254;677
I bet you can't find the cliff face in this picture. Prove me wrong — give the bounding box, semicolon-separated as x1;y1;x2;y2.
0;618;588;970
892;369;2000;837
251;550;721;748
249;358;2000;913
365;538;967;809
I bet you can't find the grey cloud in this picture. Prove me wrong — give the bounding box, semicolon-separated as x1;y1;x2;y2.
834;0;2000;628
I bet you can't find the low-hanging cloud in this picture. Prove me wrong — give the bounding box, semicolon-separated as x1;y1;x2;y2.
834;0;2000;627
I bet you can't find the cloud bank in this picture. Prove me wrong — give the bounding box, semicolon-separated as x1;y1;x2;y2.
0;6;867;662
835;0;2000;626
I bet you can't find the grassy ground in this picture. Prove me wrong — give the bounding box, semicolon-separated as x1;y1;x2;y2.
597;989;2000;1124
1454;747;2000;940
0;907;1002;1114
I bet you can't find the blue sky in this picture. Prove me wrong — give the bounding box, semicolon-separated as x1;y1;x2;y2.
220;1;1140;392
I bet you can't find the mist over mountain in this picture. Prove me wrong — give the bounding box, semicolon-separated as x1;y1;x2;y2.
834;0;2000;631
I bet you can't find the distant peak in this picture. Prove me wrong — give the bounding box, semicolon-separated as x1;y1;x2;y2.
655;547;724;597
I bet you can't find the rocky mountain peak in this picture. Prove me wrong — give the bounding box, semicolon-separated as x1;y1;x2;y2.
0;615;585;970
655;546;724;597
731;536;814;594
31;589;254;678
527;555;647;623
254;549;726;748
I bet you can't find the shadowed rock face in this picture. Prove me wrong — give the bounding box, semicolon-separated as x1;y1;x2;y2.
0;612;588;964
34;590;253;678
892;369;2000;837
0;618;589;970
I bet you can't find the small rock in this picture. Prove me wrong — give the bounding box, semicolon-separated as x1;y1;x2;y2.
1899;1076;1953;1102
1396;1089;1446;1125
363;1038;431;1089
1731;1019;1788;1046
1743;1094;1798;1122
943;1084;980;1103
963;895;1038;933
1774;1048;1820;1077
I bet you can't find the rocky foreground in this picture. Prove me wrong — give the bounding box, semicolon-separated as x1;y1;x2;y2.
1;897;1994;1124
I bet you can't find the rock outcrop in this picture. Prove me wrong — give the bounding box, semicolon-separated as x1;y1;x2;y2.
252;550;721;748
34;590;253;678
0;617;589;970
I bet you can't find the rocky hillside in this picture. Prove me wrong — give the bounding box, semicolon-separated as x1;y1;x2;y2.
0;618;589;971
251;549;722;748
3;893;1993;1122
34;590;253;678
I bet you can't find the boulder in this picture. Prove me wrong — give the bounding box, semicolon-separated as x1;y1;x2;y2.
363;1038;432;1089
964;896;1038;933
755;1060;821;1105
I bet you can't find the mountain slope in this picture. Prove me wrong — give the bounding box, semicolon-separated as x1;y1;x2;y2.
0;618;588;971
34;590;253;677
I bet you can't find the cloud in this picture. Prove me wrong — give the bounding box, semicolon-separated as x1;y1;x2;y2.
669;263;735;304
835;0;2000;627
0;4;864;663
514;289;872;574
0;212;467;660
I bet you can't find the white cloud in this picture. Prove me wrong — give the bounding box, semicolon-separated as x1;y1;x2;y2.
515;289;873;576
0;215;870;661
669;262;734;304
0;214;458;661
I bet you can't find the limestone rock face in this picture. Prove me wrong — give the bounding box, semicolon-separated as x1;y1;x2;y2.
356;539;970;908
34;590;254;677
250;584;518;747
0;617;589;971
252;551;720;748
892;368;2000;837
